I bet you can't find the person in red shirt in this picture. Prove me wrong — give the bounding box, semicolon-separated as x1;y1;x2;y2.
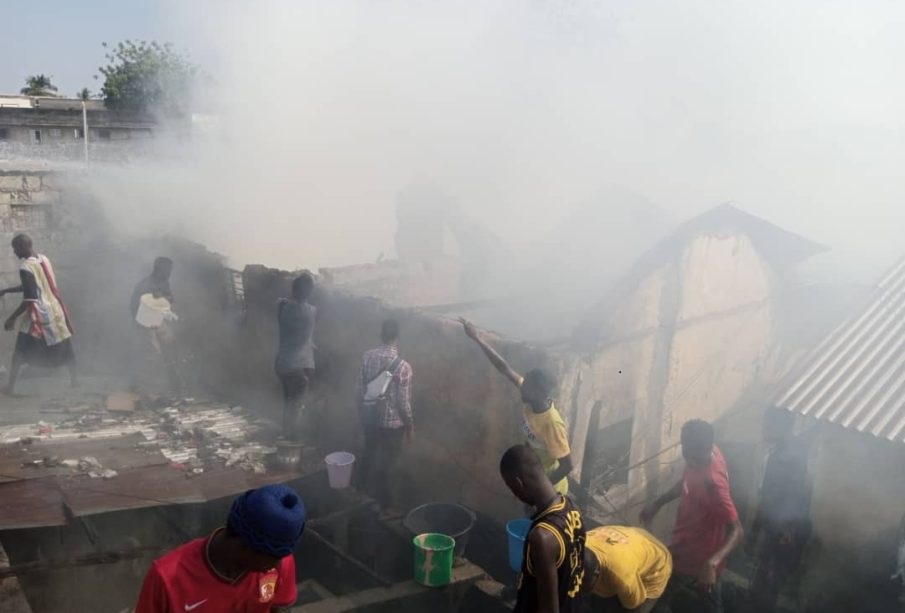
640;420;743;613
135;484;305;612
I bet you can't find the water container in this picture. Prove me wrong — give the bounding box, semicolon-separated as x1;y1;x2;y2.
506;518;532;572
136;294;171;329
324;451;355;489
403;503;476;558
412;533;455;587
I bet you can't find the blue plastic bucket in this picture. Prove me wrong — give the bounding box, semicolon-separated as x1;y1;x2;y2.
506;518;532;572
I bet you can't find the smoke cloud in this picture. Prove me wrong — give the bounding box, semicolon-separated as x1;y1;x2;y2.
87;0;904;277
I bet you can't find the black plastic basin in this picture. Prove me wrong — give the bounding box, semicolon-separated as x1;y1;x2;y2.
403;503;476;557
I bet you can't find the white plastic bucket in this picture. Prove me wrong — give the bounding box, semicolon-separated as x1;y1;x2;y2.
136;294;171;328
324;451;355;489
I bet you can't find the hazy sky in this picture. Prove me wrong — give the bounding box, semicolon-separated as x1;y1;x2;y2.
4;1;904;277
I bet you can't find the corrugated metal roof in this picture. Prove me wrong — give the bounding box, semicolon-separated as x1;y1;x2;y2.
775;256;905;443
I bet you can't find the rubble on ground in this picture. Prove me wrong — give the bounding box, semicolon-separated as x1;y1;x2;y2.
0;395;279;478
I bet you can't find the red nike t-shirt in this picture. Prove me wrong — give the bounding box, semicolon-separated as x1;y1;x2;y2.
669;445;739;577
135;534;297;613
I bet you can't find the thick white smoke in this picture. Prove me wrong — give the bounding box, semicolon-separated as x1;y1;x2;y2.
87;0;904;276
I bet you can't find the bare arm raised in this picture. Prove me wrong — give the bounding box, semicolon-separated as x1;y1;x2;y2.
460;318;522;387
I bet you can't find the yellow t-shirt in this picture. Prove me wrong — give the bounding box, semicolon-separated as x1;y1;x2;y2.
518;378;571;495
586;526;672;609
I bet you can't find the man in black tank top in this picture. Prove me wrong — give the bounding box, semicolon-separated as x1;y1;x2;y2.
500;444;587;613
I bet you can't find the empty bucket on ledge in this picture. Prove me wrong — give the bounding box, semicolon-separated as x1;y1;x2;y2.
412;533;455;587
403;503;476;558
324;451;355;489
506;518;532;572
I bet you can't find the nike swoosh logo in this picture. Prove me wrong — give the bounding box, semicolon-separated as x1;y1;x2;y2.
185;600;208;611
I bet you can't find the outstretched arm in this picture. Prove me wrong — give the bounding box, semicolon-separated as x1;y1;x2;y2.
3;302;27;331
639;479;683;527
460;318;522;387
0;286;23;296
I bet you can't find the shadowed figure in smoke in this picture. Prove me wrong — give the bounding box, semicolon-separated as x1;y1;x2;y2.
501;443;587;613
135;484;304;612
0;234;77;394
747;407;812;613
275;273;317;443
130;256;181;394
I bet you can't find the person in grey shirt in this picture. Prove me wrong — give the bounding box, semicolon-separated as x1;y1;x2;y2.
275;273;316;442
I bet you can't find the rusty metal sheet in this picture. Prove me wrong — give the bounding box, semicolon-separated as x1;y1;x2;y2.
0;476;66;529
59;465;210;516
59;465;309;517
0;433;167;482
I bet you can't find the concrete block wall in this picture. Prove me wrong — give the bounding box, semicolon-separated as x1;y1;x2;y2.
215;265;562;521
0;169;64;281
0;168;68;366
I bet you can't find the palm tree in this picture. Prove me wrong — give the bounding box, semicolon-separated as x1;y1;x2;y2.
20;75;58;97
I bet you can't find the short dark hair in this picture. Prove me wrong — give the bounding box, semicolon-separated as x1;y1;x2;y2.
523;369;556;398
681;419;714;450
152;257;173;276
292;273;315;300
11;234;32;250
381;319;400;344
499;444;542;478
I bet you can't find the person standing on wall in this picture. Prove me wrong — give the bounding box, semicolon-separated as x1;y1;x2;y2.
356;318;413;514
135;484;305;612
747;407;811;613
0;234;76;394
460;318;573;496
639;419;743;613
130;256;180;393
501;444;587;613
275;273;317;444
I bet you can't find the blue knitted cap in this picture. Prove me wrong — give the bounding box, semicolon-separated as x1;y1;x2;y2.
228;485;306;557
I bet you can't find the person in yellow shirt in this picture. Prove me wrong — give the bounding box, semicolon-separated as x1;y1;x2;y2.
460;318;572;495
585;525;672;612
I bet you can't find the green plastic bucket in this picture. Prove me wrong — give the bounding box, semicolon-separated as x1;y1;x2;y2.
412;533;455;587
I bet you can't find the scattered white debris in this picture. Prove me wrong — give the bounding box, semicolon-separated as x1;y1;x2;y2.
0;397;278;475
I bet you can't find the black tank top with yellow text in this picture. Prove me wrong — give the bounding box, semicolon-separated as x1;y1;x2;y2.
514;495;587;613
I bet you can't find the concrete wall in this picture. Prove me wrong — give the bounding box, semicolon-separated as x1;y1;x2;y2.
319;257;462;308
0;168;70;366
793;426;905;610
809;426;905;550
568;233;790;517
226;265;558;521
0;126;149;145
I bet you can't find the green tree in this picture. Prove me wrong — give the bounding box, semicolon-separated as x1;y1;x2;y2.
98;40;198;116
77;87;93;101
20;74;59;96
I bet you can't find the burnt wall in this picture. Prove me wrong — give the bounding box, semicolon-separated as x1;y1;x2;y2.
228;265;559;520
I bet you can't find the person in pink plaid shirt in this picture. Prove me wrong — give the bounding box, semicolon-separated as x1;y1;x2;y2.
356;319;413;510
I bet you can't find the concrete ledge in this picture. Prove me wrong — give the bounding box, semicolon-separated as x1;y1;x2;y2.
0;542;31;613
292;561;486;613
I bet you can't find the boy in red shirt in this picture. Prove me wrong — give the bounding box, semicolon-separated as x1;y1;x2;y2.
136;484;305;612
640;420;743;613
